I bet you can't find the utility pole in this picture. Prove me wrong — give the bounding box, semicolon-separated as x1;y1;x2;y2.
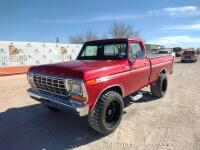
56;37;59;43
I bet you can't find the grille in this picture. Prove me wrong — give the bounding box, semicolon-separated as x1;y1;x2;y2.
185;56;191;59
33;74;68;97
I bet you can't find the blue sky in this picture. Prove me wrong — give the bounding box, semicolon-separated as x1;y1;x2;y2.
0;0;200;47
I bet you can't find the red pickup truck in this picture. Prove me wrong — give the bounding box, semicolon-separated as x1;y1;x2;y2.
27;38;173;134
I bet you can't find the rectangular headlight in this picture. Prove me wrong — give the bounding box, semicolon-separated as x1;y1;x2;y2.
27;73;34;83
68;80;82;95
27;73;36;88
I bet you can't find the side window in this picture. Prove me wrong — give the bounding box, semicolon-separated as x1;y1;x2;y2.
82;46;97;56
130;43;145;59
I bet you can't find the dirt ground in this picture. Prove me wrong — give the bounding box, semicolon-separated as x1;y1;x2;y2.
0;58;200;150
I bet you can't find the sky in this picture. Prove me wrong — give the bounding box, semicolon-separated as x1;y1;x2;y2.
0;0;200;48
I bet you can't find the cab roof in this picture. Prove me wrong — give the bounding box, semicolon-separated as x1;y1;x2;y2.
85;38;143;44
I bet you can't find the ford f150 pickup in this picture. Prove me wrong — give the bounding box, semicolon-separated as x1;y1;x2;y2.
27;38;174;134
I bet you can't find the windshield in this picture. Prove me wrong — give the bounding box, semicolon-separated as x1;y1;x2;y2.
157;51;168;54
77;42;128;60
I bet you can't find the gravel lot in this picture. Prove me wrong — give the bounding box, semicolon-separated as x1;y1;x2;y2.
0;58;200;150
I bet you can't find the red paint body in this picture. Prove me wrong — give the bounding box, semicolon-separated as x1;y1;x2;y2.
29;38;174;111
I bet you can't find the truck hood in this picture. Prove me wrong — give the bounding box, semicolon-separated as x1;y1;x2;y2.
29;60;128;80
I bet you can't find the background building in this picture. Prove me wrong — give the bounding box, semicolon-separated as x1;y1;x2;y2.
145;44;165;54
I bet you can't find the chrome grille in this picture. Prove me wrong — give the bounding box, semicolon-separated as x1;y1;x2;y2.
185;56;191;59
33;74;68;97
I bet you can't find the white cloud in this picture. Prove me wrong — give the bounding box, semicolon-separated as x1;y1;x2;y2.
163;6;198;16
34;14;143;24
148;6;200;17
162;22;200;30
147;36;200;48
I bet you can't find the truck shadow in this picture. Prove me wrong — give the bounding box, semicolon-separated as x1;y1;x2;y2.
0;104;104;150
0;91;158;150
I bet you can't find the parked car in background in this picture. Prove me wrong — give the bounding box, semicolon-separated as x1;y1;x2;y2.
157;49;175;58
173;47;182;57
181;51;198;63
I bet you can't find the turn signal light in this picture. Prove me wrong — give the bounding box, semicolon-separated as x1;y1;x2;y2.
86;79;96;85
70;95;87;102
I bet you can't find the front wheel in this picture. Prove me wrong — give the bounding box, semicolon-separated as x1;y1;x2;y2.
88;91;124;134
150;73;168;98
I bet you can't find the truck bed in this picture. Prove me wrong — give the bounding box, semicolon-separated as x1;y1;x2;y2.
148;54;173;84
147;54;171;59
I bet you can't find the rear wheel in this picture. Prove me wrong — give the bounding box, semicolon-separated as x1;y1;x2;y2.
193;59;197;63
88;91;123;134
150;73;168;98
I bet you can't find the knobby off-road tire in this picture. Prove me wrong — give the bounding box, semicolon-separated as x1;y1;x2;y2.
88;91;124;134
150;73;168;98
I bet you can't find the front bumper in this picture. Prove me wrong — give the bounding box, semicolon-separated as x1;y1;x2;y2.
181;58;197;61
27;88;89;116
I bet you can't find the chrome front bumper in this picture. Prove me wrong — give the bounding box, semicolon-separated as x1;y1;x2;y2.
27;88;89;116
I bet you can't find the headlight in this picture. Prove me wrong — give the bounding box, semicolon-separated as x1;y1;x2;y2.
27;73;36;88
27;73;34;83
68;80;82;95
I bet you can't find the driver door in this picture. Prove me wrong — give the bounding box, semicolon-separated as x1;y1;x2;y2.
128;42;151;92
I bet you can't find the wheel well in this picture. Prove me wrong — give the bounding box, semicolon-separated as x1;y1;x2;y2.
91;85;124;111
160;69;166;74
103;86;123;97
156;69;166;81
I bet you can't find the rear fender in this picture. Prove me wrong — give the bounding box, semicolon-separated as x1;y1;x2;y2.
157;68;167;80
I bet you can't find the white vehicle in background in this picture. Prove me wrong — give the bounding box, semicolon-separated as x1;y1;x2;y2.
157;49;175;58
